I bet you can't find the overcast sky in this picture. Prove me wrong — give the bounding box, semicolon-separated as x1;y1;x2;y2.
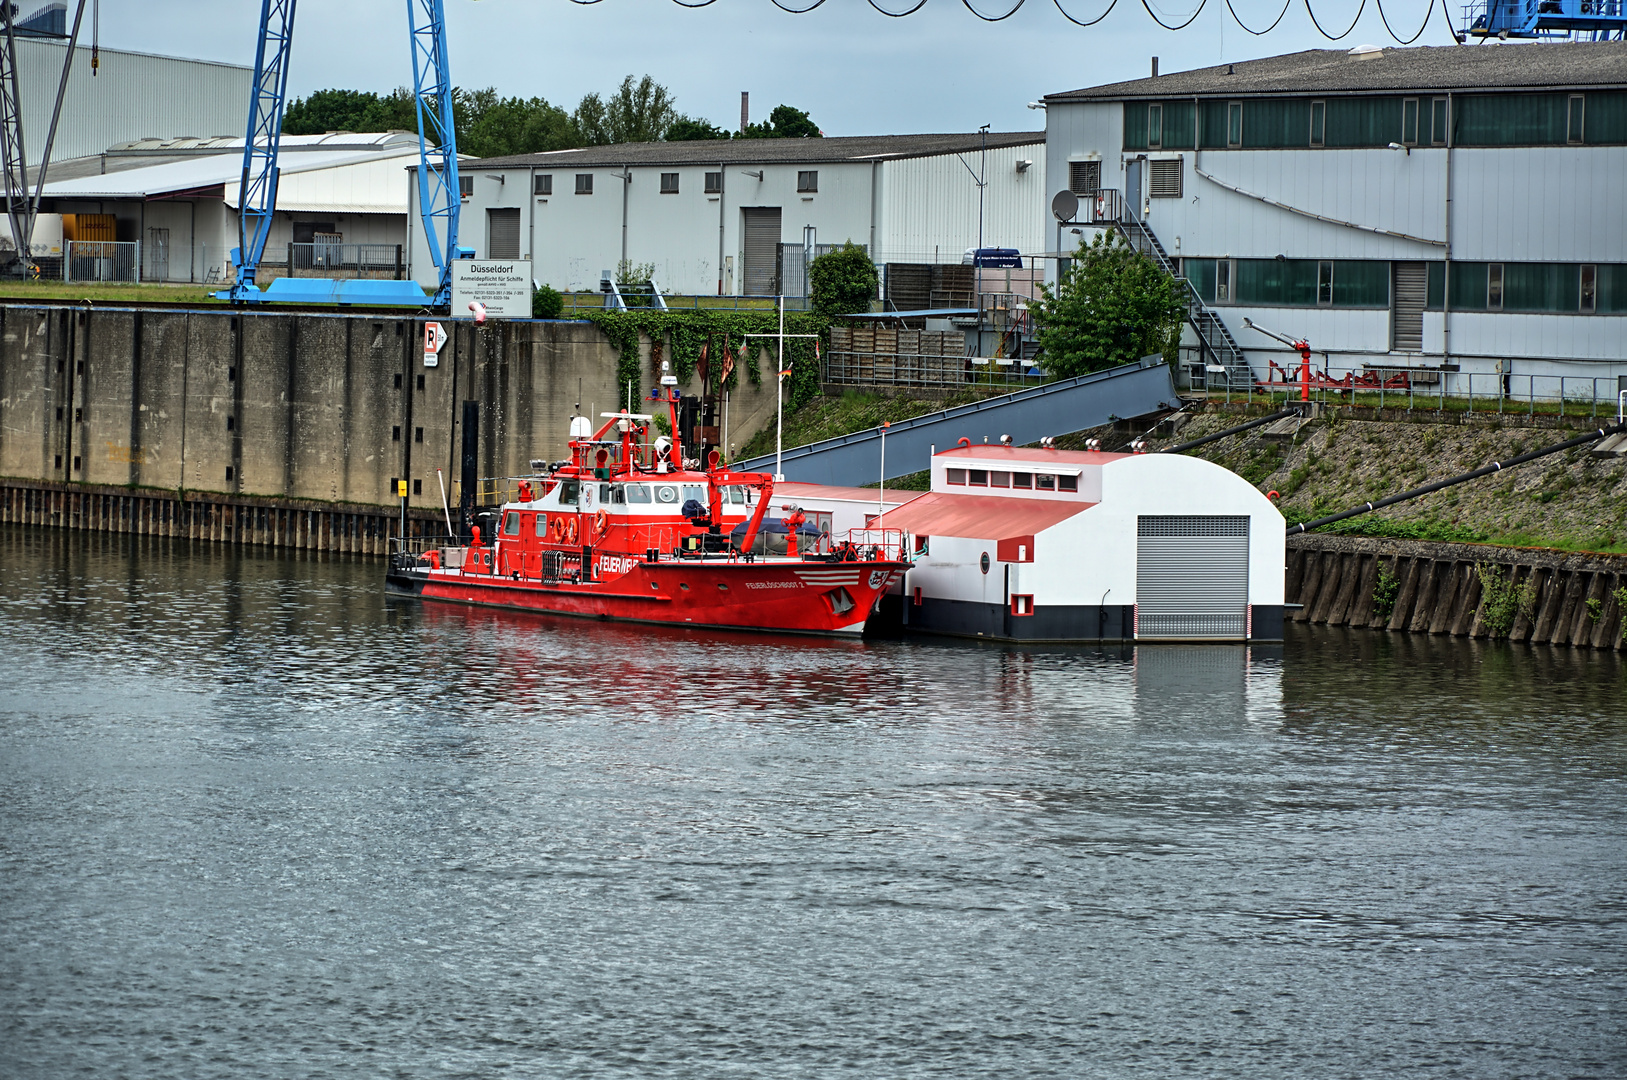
111;0;1457;135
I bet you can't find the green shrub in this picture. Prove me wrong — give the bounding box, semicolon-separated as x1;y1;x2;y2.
808;242;878;316
532;284;563;319
1477;564;1538;636
1372;564;1401;622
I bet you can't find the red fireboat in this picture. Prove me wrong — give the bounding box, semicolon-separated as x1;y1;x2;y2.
386;384;909;636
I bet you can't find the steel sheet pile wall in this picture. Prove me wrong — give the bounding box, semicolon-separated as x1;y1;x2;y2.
1287;533;1627;650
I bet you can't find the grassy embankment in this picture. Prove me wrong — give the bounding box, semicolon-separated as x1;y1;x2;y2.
0;281;227;305
744;391;1627;554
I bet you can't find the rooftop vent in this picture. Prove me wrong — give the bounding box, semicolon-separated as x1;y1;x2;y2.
1348;43;1384;59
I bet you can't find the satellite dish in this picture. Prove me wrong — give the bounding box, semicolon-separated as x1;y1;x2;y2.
1051;189;1079;223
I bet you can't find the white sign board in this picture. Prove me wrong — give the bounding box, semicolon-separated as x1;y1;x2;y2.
451;260;532;319
423;321;447;367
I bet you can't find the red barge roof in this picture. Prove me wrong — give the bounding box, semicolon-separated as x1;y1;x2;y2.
935;445;1133;465
877;492;1094;541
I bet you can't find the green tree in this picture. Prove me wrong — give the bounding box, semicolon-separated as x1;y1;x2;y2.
808;242;877;316
738;104;821;140
455;88;575;157
283;87;421;137
575;75;679;145
1032;232;1183;377
666;115;730;142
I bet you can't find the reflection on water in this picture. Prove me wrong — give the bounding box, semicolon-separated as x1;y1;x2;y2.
2;527;1624;1079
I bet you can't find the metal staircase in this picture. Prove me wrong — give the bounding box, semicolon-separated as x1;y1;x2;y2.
1110;211;1253;393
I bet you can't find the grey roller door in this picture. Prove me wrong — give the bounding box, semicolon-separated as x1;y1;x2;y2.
742;207;781;296
487;208;521;259
1392;262;1426;352
1136;515;1250;640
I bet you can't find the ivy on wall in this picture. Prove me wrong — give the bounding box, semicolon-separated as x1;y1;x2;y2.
582;310;829;412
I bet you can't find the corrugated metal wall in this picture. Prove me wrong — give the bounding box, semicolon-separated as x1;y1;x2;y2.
18;40;250;165
877;144;1046;263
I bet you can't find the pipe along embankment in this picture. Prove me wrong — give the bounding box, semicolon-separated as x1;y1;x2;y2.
1288;422;1627;536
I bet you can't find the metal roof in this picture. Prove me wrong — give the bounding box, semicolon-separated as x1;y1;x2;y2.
877;491;1093;541
42;143;420;207
937;445;1134;465
462;131;1045;170
1045;42;1627;102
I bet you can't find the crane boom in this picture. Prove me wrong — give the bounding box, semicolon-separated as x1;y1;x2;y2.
230;0;297;302
408;0;462;307
225;0;459;307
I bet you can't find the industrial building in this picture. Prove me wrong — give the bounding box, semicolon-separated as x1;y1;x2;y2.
14;33;249;168
878;443;1285;643
411;131;1047;296
1042;42;1627;392
37;133;422;283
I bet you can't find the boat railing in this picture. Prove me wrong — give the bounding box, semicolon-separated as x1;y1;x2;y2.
835;528;910;563
392;534;462;558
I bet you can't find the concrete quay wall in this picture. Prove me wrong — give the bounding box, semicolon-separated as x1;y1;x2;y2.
0;303;782;524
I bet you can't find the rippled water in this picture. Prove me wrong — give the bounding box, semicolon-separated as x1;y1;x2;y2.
2;526;1624;1078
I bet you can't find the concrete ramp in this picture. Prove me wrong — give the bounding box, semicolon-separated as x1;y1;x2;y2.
737;356;1177;486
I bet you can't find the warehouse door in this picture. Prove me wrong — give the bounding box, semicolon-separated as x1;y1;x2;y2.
742;207;781;295
1136;515;1250;640
487;208;521;260
1392;262;1426;352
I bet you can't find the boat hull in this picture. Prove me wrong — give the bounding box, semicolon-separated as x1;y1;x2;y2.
386;557;908;637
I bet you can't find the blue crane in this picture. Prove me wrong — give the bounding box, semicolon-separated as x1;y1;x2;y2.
1463;0;1626;39
224;0;464;308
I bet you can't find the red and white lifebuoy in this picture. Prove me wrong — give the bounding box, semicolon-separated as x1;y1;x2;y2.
594;508;610;537
565;517;578;545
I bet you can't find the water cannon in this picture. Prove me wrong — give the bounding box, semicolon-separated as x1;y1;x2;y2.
1242;317;1313;404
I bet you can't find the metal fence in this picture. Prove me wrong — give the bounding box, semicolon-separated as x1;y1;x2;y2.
63;240;140;283
1205;356;1627;419
285;242;405;278
823;351;1043;389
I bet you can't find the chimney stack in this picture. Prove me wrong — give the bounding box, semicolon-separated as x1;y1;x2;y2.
740;92;749;134
1151;56;1159;78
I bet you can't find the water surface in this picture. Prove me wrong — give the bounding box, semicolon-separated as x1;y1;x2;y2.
2;527;1623;1078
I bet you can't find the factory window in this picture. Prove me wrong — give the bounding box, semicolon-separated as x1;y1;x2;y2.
1317;261;1333;306
1149;159;1181;198
1309;100;1325;146
1431;98;1448;145
392;425;402;441
1488;263;1504;310
413;479;422;496
1124;101;1195;150
660;172;679;194
1568;95;1585;144
1426;262;1445;310
394;373;402;389
1183;258;1217;304
222;465;230;481
1068;160;1100;194
1402;98;1419;147
534;174;553;196
1058;475;1079;492
797;170;818;193
575;174;593;195
969;469;988;486
458;174;473;199
946;468;967;485
1216;258;1231;302
705;171;722;193
417;374;425;391
1448;262;1488;310
1226;101;1242;148
414;427;424;443
1012;472;1032;489
1581;265;1597;313
1036;474;1056;491
1506;263;1579;312
989;471;1011;488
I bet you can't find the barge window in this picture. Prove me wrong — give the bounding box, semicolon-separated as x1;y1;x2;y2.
1012;472;1032;489
946;468;967;485
969;469;988;486
989;471;1011;488
1058;475;1079;492
503;512;521;536
1036;474;1056;491
623;483;652;503
557;480;579;506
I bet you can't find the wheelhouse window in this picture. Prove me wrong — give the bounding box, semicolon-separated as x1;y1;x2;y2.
503;512;521;536
557;480;580;505
535;514;549;537
623;482;652;503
